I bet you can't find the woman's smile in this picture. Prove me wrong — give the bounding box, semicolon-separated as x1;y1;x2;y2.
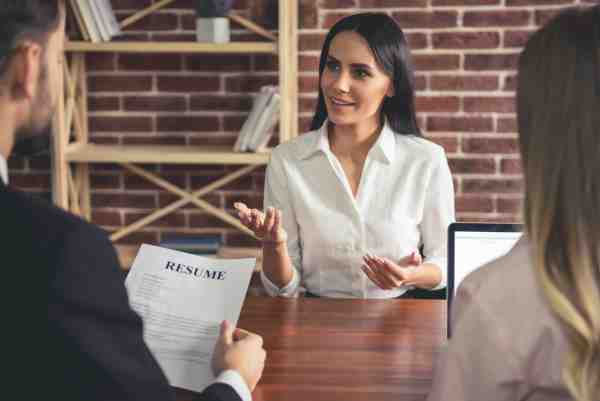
328;96;356;108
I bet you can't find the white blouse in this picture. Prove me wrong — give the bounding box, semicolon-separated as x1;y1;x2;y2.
261;121;455;298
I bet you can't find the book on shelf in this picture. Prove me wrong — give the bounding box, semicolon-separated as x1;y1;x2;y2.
70;0;122;43
71;0;100;42
89;1;110;41
159;234;222;256
69;0;90;41
247;90;280;151
233;86;280;153
100;0;122;39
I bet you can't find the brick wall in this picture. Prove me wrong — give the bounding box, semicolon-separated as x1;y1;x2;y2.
7;0;598;246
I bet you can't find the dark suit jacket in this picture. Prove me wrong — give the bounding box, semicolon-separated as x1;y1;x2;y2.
1;180;241;401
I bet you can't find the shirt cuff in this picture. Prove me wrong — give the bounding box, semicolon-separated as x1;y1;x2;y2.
214;370;252;401
423;257;447;291
260;267;300;297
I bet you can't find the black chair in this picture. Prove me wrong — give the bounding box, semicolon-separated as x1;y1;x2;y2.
403;287;446;300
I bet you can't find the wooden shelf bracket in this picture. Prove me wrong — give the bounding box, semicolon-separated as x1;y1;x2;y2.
109;163;260;242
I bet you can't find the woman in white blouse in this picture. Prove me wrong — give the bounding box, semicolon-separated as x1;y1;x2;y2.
235;13;455;298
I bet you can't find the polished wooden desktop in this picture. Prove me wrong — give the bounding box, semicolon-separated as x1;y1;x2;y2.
176;297;446;401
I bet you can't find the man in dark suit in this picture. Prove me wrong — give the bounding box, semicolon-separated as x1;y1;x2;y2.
0;2;265;400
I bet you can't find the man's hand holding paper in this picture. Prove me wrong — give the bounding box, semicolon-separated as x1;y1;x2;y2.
125;244;263;395
213;321;266;392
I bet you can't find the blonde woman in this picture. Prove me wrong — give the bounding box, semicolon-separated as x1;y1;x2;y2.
428;6;600;401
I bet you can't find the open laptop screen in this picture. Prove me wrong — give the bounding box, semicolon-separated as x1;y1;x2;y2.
447;223;522;337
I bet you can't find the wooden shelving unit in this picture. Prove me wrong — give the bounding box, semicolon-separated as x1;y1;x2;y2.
65;144;271;165
65;41;277;54
52;0;298;243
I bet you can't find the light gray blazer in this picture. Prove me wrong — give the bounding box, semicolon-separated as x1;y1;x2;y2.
428;237;573;401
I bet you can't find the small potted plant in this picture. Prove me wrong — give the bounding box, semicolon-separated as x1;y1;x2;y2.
196;0;234;43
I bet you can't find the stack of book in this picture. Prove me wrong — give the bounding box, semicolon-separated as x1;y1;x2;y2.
233;86;280;153
159;234;222;256
70;0;122;43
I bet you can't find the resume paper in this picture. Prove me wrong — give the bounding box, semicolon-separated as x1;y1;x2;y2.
125;244;255;392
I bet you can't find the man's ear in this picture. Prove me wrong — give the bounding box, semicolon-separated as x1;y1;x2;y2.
11;41;42;101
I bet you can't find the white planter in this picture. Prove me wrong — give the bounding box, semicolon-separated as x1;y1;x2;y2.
196;17;230;43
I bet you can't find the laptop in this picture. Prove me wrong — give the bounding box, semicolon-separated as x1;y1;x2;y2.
447;222;523;337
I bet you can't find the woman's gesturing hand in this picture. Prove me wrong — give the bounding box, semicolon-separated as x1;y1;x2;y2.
234;202;288;245
361;251;422;290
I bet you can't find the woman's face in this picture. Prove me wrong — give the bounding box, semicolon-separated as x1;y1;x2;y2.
320;30;394;129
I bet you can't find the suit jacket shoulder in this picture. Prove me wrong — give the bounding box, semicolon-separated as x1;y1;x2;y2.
1;184;241;401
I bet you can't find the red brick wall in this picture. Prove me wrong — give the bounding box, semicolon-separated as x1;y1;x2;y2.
7;0;597;246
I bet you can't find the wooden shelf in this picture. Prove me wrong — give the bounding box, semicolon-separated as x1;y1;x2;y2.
65;144;270;164
54;0;297;241
66;41;277;54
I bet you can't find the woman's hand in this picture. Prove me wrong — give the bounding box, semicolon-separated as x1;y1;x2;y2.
235;202;294;289
361;251;422;290
234;202;287;245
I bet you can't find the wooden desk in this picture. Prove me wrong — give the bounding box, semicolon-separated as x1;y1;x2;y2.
176;297;446;401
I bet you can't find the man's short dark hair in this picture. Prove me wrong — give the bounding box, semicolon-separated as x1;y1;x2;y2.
0;0;63;75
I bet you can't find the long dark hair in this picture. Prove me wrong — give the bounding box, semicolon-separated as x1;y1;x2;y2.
517;6;600;401
310;13;421;136
0;0;63;76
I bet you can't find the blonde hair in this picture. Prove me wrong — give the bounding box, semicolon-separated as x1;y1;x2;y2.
517;6;600;401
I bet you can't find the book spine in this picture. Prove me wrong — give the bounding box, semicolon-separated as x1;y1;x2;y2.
101;0;122;37
89;0;110;41
253;92;280;152
254;93;281;152
76;0;101;43
248;88;279;152
235;87;273;152
69;0;91;41
96;0;114;40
